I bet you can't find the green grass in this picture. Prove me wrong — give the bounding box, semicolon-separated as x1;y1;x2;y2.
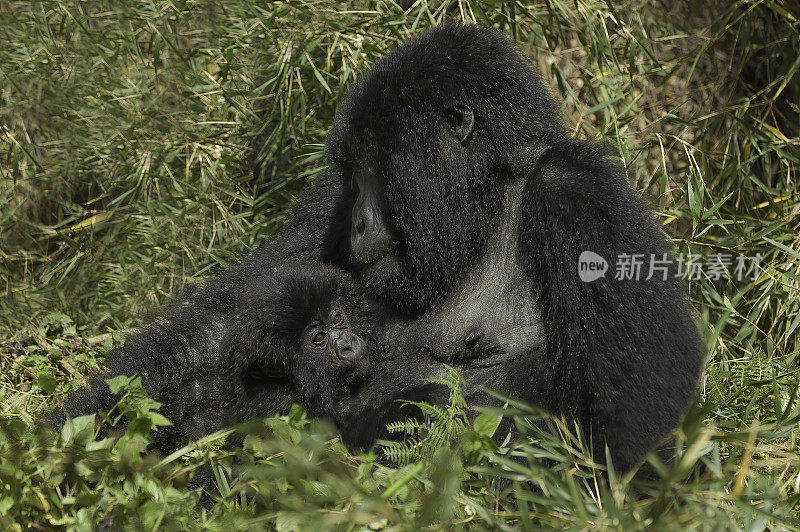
1;0;799;529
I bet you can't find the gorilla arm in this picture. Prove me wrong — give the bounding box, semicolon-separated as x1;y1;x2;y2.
250;167;352;268
516;142;704;471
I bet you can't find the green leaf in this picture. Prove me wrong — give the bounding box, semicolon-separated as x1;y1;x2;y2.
472;412;502;438
106;375;134;395
36;372;58;394
61;414;96;445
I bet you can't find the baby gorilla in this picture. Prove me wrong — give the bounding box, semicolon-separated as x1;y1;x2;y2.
52;264;377;456
222;264;379;425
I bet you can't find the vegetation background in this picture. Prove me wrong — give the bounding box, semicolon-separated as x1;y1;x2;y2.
1;0;799;529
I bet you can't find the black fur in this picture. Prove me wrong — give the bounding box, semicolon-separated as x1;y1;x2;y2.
52;270;296;452
55;24;703;473
221;264;380;425
52;264;379;453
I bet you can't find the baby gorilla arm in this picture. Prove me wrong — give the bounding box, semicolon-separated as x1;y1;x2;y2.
53;291;260;453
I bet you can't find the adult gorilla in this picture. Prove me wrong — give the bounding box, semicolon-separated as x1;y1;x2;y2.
58;24;703;472
273;24;704;471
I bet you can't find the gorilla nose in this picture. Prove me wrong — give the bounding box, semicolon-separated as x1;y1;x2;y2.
335;331;366;362
351;206;392;263
354;218;366;236
351;207;373;249
351;190;391;259
351;216;367;252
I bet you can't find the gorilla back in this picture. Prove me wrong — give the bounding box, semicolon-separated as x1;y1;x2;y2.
311;24;705;471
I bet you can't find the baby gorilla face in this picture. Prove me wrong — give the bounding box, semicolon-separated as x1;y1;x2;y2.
304;304;367;373
223;264;377;421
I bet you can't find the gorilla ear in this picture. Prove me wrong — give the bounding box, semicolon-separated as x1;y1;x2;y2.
444;104;474;144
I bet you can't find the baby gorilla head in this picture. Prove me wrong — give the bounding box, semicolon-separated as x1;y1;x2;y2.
222;264;377;422
305;300;367;374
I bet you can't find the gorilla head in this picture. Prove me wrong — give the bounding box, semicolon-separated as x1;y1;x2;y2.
326;25;565;314
223;265;377;420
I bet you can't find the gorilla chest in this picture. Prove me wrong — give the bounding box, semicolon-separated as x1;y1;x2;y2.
400;180;546;366
415;252;546;366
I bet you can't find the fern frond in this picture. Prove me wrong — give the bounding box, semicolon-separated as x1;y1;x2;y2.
380;366;471;466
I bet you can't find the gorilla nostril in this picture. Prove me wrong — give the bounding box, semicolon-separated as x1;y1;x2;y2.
464;330;482;347
355;219;366;235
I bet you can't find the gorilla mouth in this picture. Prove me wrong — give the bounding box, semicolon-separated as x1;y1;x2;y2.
342;372;367;395
463;349;524;368
350;234;392;266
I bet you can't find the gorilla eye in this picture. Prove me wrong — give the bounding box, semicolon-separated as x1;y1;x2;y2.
311;330;327;346
332;311;343;326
